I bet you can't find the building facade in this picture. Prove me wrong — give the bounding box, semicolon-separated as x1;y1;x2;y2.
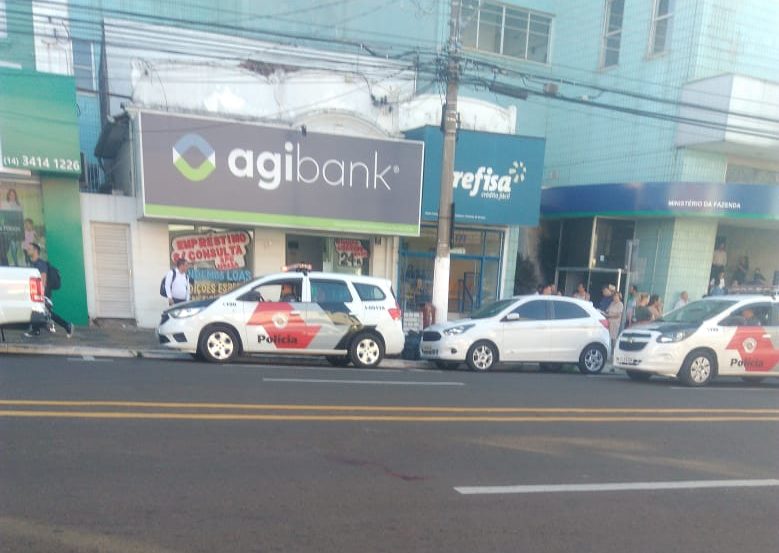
533;0;779;306
2;0;776;328
0;1;89;325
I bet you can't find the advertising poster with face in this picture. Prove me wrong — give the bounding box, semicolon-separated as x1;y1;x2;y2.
0;183;46;267
169;226;254;300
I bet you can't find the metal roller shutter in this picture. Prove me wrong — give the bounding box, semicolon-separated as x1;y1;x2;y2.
91;222;134;318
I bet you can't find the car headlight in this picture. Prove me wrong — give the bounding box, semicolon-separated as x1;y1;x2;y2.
443;324;475;336
657;329;695;343
168;306;204;319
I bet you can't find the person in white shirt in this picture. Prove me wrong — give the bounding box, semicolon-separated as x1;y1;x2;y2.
673;290;689;310
165;258;191;305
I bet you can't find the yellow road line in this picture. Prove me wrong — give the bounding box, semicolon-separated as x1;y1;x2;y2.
0;400;778;414
0;410;778;422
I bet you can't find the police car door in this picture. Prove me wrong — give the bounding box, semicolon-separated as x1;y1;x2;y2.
305;278;360;353
240;276;307;353
717;302;775;376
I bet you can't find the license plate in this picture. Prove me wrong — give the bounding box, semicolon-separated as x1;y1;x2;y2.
615;356;636;365
421;347;438;356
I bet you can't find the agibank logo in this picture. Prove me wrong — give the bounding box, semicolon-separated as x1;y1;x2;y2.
453;160;527;201
172;134;400;192
172;134;216;182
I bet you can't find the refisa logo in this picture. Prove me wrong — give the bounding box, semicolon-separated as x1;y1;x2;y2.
453;160;527;201
172;134;216;182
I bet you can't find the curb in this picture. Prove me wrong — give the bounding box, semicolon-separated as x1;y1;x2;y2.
1;343;623;374
1;343;137;358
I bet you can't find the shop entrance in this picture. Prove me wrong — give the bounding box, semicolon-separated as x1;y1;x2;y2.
286;234;371;276
398;225;503;329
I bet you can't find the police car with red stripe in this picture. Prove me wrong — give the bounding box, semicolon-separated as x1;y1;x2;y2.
157;264;404;366
614;295;779;386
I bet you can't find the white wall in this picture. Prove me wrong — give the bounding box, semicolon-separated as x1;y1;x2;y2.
80;192;169;328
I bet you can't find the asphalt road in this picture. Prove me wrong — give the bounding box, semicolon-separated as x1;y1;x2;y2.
1;355;777;553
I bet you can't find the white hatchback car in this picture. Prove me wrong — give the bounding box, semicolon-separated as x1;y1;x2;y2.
157;267;404;367
614;295;779;386
419;296;611;373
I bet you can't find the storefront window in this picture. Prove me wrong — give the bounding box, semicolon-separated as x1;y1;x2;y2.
0;180;45;267
399;225;504;329
169;225;254;300
286;234;371;276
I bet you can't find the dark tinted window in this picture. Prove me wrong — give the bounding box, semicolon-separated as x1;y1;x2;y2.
311;279;353;303
354;283;386;301
552;301;589;320
513;300;548;320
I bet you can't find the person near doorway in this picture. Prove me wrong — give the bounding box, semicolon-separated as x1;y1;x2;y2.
24;243;74;338
673;291;689;310
165;258;191;305
606;291;624;351
733;256;748;285
625;284;639;326
710;241;727;282
572;282;590;301
597;285;614;312
709;271;727;296
633;293;652;323
647;294;663;320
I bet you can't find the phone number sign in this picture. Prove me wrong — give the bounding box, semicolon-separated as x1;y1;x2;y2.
2;154;81;175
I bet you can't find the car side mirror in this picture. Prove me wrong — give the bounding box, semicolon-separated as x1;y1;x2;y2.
504;312;520;322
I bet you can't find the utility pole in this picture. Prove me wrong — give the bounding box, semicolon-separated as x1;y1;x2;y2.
431;0;461;324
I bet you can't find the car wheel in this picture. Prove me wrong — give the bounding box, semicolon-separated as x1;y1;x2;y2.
198;324;239;363
434;360;460;370
326;355;351;367
626;369;652;381
578;343;607;374
539;362;564;372
466;341;498;372
678;350;716;387
350;332;384;368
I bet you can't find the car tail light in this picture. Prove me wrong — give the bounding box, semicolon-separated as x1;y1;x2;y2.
30;277;44;302
599;318;609;330
388;304;402;321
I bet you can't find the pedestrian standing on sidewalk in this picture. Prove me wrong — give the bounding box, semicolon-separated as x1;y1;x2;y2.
673;291;689;310
606;291;623;351
572;282;590;301
165;258;191;305
24;243;74;338
647;294;663;321
625;284;639;326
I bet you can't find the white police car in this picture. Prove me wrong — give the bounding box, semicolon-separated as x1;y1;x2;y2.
157;265;404;367
614;295;779;386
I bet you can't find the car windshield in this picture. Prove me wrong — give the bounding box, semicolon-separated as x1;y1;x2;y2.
660;299;739;323
469;299;516;319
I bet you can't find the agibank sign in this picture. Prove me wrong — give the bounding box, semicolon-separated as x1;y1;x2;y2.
139;111;424;235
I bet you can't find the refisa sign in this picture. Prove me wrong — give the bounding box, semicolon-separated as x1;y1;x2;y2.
405;126;545;226
139;111;424;235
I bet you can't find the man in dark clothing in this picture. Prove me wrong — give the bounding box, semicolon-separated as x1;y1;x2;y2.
24;243;74;338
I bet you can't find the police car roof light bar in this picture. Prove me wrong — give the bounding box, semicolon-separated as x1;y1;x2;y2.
282;263;313;275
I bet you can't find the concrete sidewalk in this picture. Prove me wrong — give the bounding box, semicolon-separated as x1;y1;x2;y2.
0;320;618;373
0;320;428;368
0;320;176;360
